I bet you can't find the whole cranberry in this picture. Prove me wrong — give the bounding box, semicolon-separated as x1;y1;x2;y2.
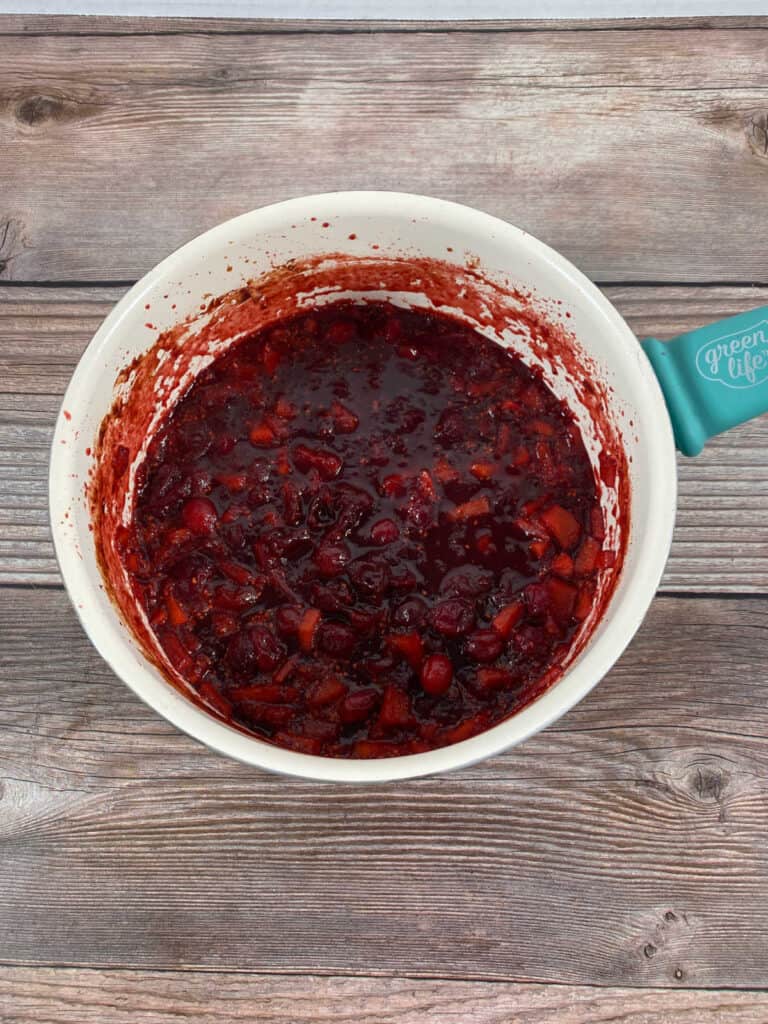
369;518;400;545
249;625;287;672
275;604;302;637
513;624;548;657
226;631;257;674
429;598;474;637
420;654;453;696
347;555;391;601
181;497;218;536
340;688;379;724
464;629;504;663
393;596;428;629
318;621;358;659
524;582;550;618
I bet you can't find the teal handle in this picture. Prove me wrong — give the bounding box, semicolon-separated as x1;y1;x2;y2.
642;305;768;456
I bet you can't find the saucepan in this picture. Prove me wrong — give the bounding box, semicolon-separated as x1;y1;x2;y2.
49;192;768;781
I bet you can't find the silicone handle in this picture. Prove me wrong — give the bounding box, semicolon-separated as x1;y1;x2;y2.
642;305;768;456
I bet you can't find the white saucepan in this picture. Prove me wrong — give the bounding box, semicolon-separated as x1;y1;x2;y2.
49;192;768;781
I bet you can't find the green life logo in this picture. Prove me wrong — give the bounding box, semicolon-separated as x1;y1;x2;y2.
695;321;768;389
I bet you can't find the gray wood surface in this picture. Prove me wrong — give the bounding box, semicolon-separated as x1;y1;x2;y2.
3;285;767;588
2;22;768;284
2;13;768;1022
2;967;767;1024
2;587;768;987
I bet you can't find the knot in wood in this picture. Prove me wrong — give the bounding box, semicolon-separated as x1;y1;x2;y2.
747;112;768;158
691;765;729;803
16;94;64;127
0;218;25;278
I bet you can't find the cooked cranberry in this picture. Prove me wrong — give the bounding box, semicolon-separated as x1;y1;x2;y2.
227;625;285;674
275;604;302;636
125;299;608;759
213;584;262;612
512;624;548;657
318;621;357;658
292;444;343;480
389;566;419;593
313;542;351;577
358;655;395;680
347;555;390;601
403;495;434;533
250;626;287;672
211;612;238;638
440;566;494;599
333;484;374;533
429;599;474;637
181;496;218;535
380;473;406;497
310;579;353;612
225;631;257;673
393;596;428;629
465;629;503;663
340;688;379;724
329;401;359;434
347;607;381;634
307;489;335;528
420;654;453;695
369;518;399;545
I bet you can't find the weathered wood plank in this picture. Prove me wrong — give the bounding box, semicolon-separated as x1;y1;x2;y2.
1;586;767;984
2;285;767;589
2;29;768;283
1;15;766;35
2;967;768;1024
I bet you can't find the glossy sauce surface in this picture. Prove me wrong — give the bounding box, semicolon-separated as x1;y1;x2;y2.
119;301;609;757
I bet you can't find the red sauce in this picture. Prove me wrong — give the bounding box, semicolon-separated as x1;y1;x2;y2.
116;301;610;758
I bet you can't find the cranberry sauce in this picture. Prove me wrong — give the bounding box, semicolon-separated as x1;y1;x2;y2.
120;301;608;758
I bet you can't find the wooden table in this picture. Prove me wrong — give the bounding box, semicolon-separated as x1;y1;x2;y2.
2;14;768;1022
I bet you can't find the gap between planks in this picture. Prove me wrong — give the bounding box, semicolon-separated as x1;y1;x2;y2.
2;967;768;1024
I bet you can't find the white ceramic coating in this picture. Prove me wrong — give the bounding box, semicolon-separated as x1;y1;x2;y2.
49;192;677;782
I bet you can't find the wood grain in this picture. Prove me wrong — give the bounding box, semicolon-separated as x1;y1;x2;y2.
1;15;767;34
3;284;767;589
2;967;768;1024
3;15;768;1013
2;28;768;283
1;586;767;985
